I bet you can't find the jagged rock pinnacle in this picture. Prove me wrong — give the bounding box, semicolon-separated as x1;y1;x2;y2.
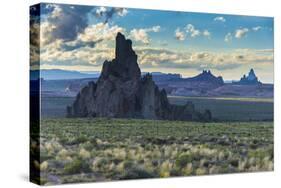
100;32;140;81
115;32;136;63
236;68;261;85
67;33;211;121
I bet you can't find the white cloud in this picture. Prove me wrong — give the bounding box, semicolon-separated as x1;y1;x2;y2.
39;22;125;66
130;29;150;44
40;41;114;67
185;24;201;38
190;52;209;61
151;25;161;32
214;16;226;22
40;22;57;45
44;4;62;19
78;23;125;42
95;6;107;17
36;5;64;47
224;33;232;42
181;24;210;39
175;28;185;41
203;30;211;38
49;4;63;19
129;26;161;44
95;7;128;22
235;28;249;38
252;26;262;31
116;8;128;17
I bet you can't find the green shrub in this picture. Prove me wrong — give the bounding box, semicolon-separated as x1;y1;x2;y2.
64;158;91;174
229;159;239;167
176;154;193;168
123;160;135;169
76;135;88;143
248;149;270;160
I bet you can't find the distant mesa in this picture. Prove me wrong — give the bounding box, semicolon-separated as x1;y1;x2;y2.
186;70;224;85
67;32;211;121
142;72;182;82
168;70;224;97
234;69;262;85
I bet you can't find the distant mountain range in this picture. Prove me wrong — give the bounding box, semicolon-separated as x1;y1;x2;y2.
35;68;273;98
31;68;265;85
30;69;100;80
31;69;183;81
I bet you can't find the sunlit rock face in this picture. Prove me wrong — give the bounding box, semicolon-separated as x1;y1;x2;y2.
67;32;211;121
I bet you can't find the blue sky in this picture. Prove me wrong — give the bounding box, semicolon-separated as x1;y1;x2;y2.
30;3;274;83
112;9;273;51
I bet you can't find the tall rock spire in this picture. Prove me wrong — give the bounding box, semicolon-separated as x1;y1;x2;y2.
100;32;140;81
115;32;136;63
67;32;211;121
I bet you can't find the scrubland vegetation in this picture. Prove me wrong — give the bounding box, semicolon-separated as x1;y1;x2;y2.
31;118;273;185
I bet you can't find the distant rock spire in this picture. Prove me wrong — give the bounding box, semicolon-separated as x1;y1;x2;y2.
236;68;261;85
247;68;257;81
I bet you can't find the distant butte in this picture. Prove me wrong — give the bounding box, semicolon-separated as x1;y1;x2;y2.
186;70;224;85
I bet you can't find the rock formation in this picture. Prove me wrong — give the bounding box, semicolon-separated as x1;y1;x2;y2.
186;70;224;85
236;69;261;85
67;32;211;121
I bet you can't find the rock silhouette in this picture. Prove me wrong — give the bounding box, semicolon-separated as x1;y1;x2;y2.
67;32;211;121
186;70;224;85
236;69;261;85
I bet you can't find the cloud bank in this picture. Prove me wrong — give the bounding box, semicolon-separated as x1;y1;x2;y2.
30;4;273;82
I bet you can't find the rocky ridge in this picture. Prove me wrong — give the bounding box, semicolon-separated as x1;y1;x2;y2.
186;70;224;85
